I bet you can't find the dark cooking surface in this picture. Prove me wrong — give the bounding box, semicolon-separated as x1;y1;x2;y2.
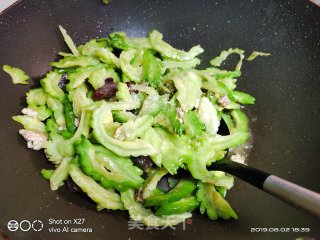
0;0;319;239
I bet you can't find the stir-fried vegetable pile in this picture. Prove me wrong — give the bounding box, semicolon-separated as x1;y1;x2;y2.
5;26;260;226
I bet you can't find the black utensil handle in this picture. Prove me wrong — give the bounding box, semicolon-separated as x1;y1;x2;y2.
210;159;320;217
209;159;270;189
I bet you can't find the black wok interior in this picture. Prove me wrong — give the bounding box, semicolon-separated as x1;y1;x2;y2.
0;0;319;239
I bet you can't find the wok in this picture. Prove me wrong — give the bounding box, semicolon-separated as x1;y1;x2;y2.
0;0;319;239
